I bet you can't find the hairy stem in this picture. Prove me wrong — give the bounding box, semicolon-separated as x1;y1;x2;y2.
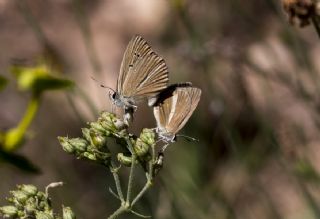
110;161;124;202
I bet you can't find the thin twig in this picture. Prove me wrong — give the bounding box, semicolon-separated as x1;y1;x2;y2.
110;161;124;202
125;138;136;204
131;181;152;207
108;187;120;200
107;205;126;219
130;209;151;218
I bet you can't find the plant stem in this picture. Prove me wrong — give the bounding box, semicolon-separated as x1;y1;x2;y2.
3;94;40;151
107;206;126;219
110;161;124;202
131;180;152;207
125;138;137;204
126;154;136;204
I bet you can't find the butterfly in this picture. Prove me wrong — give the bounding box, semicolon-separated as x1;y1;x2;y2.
152;83;201;145
109;35;169;124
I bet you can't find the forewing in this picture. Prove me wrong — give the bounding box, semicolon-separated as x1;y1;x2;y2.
118;35;169;99
165;87;201;134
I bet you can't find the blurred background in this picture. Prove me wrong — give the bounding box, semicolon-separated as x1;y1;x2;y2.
2;0;320;218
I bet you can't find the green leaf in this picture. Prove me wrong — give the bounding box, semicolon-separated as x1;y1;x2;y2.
0;75;8;91
32;77;74;94
0;148;40;173
10;64;74;94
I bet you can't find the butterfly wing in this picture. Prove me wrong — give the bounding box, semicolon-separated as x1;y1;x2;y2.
117;35;169;101
153;87;201;135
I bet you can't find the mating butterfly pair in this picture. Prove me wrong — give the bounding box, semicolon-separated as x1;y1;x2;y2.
108;35;201;143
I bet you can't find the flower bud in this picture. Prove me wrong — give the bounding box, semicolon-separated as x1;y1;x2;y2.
18;184;38;196
117;153;136;166
36;212;54;219
25;200;37;214
134;138;150;157
89;130;107;149
58;137;75;154
83;152;96;161
10;190;29;204
62;206;76;219
89;122;105;133
81;128;91;142
99;112;127;134
0;205;18;218
68;138;88;153
36;191;46;201
139;129;155;146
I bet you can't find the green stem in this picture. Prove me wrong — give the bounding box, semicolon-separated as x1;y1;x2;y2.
131;180;152;207
107;205;126;219
3;94;40;151
125;138;136;204
126;154;136;204
131;144;155;207
110;161;124;202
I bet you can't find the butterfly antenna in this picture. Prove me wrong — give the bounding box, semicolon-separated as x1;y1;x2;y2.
90;76;116;93
176;134;199;142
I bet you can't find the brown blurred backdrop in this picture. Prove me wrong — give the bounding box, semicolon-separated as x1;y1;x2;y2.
2;0;320;218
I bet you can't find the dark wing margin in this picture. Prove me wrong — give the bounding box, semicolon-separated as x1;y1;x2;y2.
117;35;169;99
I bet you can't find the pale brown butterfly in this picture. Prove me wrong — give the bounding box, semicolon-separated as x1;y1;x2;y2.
107;35;169;124
153;83;201;146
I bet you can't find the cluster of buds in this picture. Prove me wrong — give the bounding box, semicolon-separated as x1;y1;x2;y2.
58;112;128;166
0;184;75;219
58;112;159;174
117;128;156;166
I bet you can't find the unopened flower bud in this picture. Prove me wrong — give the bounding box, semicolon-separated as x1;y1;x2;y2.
58;137;75;154
36;191;46;201
83;152;96;161
134;138;150;157
0;205;18;217
25;200;37;214
36;211;54;219
81;128;91;142
89;130;107;149
68;138;88;152
117;153;137;166
62;206;76;219
89;122;105;133
10;190;29;204
18;184;38;196
139;129;155;146
99;112;127;134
